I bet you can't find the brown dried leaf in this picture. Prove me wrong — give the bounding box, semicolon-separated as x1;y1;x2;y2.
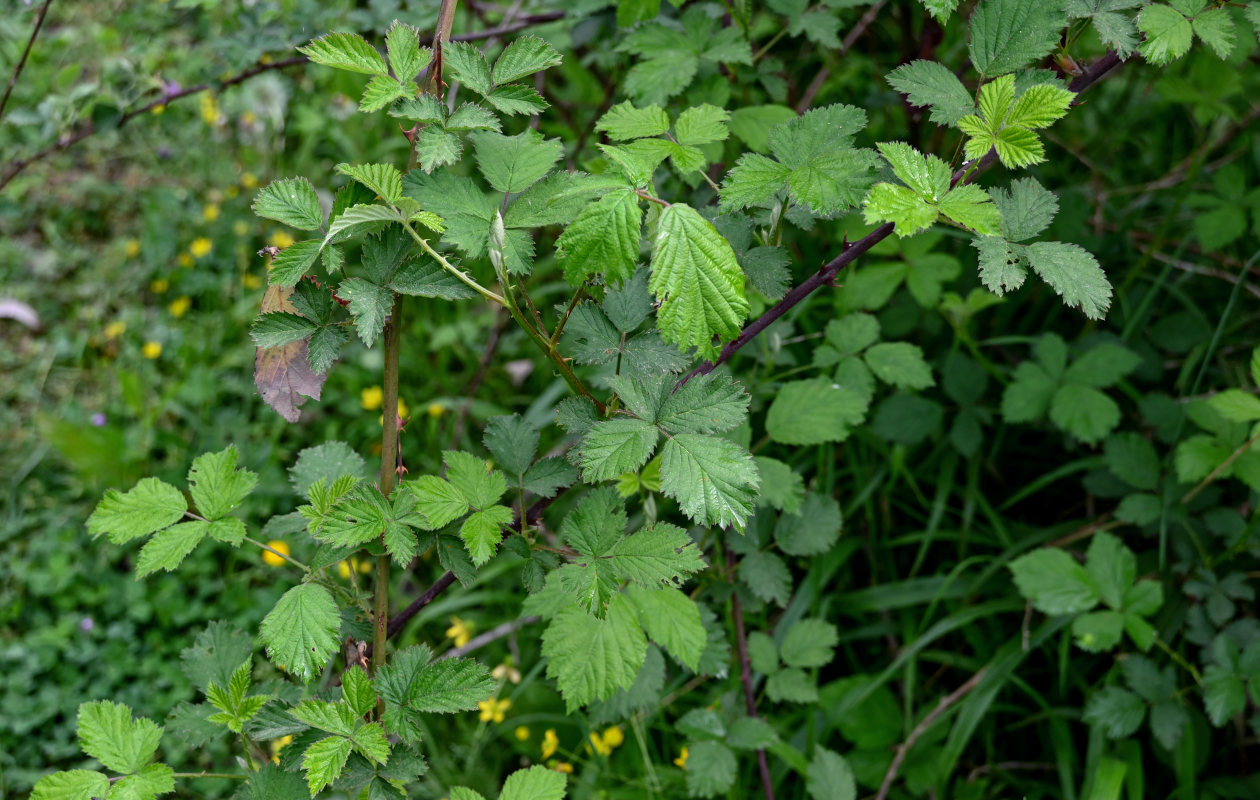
254;285;326;422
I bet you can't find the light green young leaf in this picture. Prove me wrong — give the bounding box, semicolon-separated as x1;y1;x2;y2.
77;700;164;774
938;185;1002;235
659;433;758;529
253;178;324;231
31;770;110;800
106;763;174;800
674;104;730;146
542;596;648;711
349;722;390;764
649;204;749;356
596;101;672;141
485;84;549;116
340;666;377;719
405;475;469;528
499;765;568;800
969;0;1067;76
864;342;935;390
1009;548;1099;615
386;22;431;82
259;583;341;682
610;522;705;587
863;183;940;237
298;32;389;75
444;451;507;509
492;36;563;84
359;74;412;113
87;478;187;545
188;446;257;521
136;521;208;577
1138;4;1194;64
878;141;951;198
626;585;706;670
719;154;791;212
442;40;492;96
302;735;353;795
557;191;642;287
886;60;975;125
290;699;357;737
1191;8;1236;58
460;505;513;566
335;163;403;206
470;130;563;194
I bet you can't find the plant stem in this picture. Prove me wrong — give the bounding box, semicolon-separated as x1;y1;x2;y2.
728;549;775;800
402;222;507;305
171;773;247;780
243;535;309;571
549;287;586;349
373;294;403;684
0;0;54;125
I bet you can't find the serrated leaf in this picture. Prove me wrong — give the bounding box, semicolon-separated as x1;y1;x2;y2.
485;84;549;116
969;0;1067;77
992;177;1058;241
470;130;563;194
385;22;430;82
405;476;469;528
188;446;256;521
251;312;318;348
579;418;659;482
766;667;819;702
359;74;412;113
660;433;758;529
460;505;513;566
658;374;748;435
626;585;706;670
864;342;935;390
337;277;393;348
781;619;838;669
445;103;501;132
391;256;477;300
542;596;648;711
299;32;389;75
1084;687;1145;738
1192;8;1236;58
442;40;492;96
444;450;507;509
106;763;174;800
31;770;110;800
1138;4;1194;64
774;492;841;555
77;700;163;774
483;414;539;477
499;765;568;800
492;36;563;84
254;178;323;231
674;104;729;146
610;522;705;586
260;583;341;682
597;101;672;141
87;478;187;545
136;521;209;577
685;740;737;797
1009;548;1099;615
557;191;642;286
807;747;856;800
303;735;353;795
1026;241;1112;320
336;163;403;206
886;60;975;125
414;127;463;173
938;184;1002;234
324;204;402;247
388;94;446;124
766;378;869;445
267;241;324;287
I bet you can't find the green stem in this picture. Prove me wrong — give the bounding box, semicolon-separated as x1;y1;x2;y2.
171;773;248;780
549;286;586;349
1154;637;1202;685
401;221;507;305
373;295;403;683
243;535;309;572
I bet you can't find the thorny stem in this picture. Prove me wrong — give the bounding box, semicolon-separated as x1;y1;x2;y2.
549;287;587;349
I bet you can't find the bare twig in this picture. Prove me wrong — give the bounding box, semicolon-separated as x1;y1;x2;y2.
439;615;541;660
0;0;54;124
795;0;887;113
875;669;988;800
729;550;775;800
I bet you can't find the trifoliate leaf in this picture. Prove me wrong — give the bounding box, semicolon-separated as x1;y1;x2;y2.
557;190;642;286
259;583;341;682
886;60;975;125
442;40;492;96
659;433;758;529
968;0;1067;77
542;596;648;711
298;32;389;76
470;130;563;194
444;451;507;509
77;700;163;774
1009;548;1100;615
492;36;563;84
87;478;187;545
253;178;324;231
649;204;749;356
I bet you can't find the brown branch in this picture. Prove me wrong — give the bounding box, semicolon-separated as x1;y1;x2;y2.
680;50;1125;388
875;668;988;800
0;11;567;192
729;550;775;800
0;0;54;124
795;0;888;113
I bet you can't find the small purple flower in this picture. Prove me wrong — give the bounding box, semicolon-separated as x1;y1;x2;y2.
163;80;182;98
80;617;94;632
90;413;107;427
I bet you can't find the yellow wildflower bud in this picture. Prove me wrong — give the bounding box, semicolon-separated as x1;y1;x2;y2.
241;172;258;189
361;386;384;411
233;220;250;236
168;296;191;318
427;402;445;418
553;762;573;774
202;204;220;222
124;239;141;258
269;230;295;249
514;726;530;741
243;273;262;290
445;616;474;648
542;728;559;760
189;238;213;259
150;279;169;294
151;104;165;115
476;697;511;723
142;341;162;359
262;540;290;566
104;321;127;339
674;746;689;768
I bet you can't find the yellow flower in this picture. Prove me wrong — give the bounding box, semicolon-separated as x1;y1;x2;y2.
124;239;141;257
492;661;522;684
150;279;169;294
190;238;213;259
553;762;573;774
241;172;258;189
397;397;410;419
262;540;290;567
269;230;295;249
477;697;511;723
542;728;559;760
674;746;689;769
243;273;262;290
427;401;446;418
178;253;194;268
589;726;622;757
514;726;530;741
242;110;258;125
142;341;162;359
446;616;474;648
104;321;127;339
151;104;165;115
336;558;373;578
200;93;220;125
270;734;293;764
233;220;250;236
168;296;191;318
361;386;384;411
202;204;220;222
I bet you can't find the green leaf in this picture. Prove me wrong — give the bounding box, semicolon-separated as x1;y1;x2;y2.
685;740;737;797
442;40;492;96
31;770;110;800
359;75;412;113
578;418;659;482
106;763;174;800
470;130;563;194
1104;433;1160;490
77;700;163;774
1073;609;1124;651
188;446;256;521
385;22;430;82
557;190;642;286
298;32;389;75
754;457;805;514
406;475;470;528
259;583;341;682
1050;384;1121;444
136;521;208;577
807;747;857;800
878;140;950;198
413;127;463;173
1083;687;1145;738
766;667;819;703
324;204;402;247
1203;664;1247;726
444;450;507;509
1009;548;1099;615
674;104;730;146
266;240;323;287
597;101;671;141
739;549;792;606
460;505;513;566
1209;389;1260;423
886;60;975;125
720;153;791;212
337;277;393;348
336;163;403;206
349;722;390;764
391;256;477;300
445;103;500;133
863;183;940;237
492;36;563;84
291;699;356;736
660;433;758;529
774;492;841;555
626;585;706;670
251;312;317;348
864;342;935;390
1138;4;1194;64
766;378;869;445
781;619;839;669
1084;531;1135;609
1006;84;1075;129
611;522;705;586
500;765;568;800
340;666;377;719
1025;241;1111;320
483;414;539;478
542;596;648;711
485;84;549;116
1067;0;1142;56
302;735;353;795
992;177;1059;241
968;0;1066;77
1193;8;1236;58
658;374;748;435
938;185;1002;235
253;178;324;231
726;717;779;750
88;478;187;545
748;632;779;674
650;203;749;356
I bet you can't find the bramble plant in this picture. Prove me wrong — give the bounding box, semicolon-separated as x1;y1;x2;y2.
14;0;1260;798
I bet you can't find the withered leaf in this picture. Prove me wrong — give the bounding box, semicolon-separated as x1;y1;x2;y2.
255;285;326;422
